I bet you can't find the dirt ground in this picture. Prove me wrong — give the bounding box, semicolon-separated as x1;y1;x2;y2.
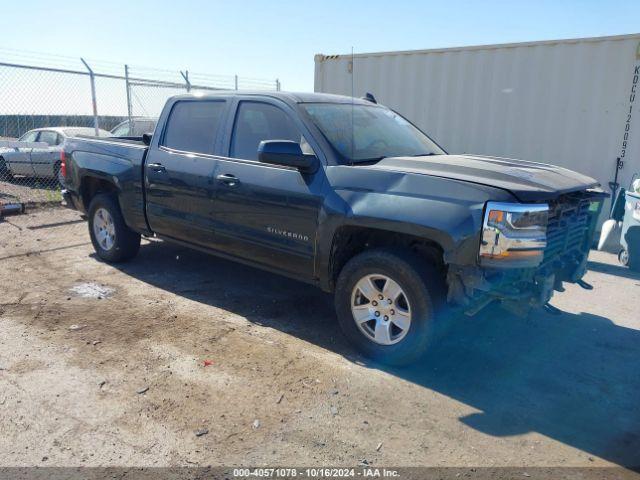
0;206;639;468
0;177;62;206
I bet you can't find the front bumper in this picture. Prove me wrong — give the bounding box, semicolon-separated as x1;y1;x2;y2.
448;189;606;315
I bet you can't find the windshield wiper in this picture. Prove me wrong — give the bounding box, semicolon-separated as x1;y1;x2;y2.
350;156;387;165
349;152;440;165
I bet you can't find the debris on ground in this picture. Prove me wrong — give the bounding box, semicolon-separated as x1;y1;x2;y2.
203;359;214;367
68;324;87;331
330;406;338;416
195;428;209;437
136;386;149;395
276;393;284;404
376;442;383;452
252;419;260;429
69;283;114;299
98;380;107;389
92;341;102;346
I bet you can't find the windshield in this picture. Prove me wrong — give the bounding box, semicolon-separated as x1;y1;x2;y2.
301;103;444;163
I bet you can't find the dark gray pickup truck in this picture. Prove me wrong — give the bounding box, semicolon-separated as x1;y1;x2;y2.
62;91;606;364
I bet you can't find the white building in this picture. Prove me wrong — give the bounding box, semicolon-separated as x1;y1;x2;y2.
315;34;640;220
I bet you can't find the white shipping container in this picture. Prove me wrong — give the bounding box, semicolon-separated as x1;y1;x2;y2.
314;34;640;222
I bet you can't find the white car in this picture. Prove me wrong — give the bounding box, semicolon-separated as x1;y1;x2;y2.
110;118;157;137
0;127;110;185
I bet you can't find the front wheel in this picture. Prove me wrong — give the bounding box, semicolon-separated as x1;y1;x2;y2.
88;193;140;262
619;248;629;267
334;248;445;366
619;247;640;272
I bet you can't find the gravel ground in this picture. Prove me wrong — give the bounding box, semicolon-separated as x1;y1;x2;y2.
0;207;639;468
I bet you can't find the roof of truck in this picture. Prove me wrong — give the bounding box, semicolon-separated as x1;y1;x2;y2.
170;91;374;105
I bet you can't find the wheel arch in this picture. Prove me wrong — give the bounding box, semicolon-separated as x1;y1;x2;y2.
320;222;450;292
80;175;120;212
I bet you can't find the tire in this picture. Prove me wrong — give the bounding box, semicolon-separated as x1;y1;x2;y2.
0;157;13;180
619;248;629;267
334;248;446;366
620;247;640;272
88;193;140;263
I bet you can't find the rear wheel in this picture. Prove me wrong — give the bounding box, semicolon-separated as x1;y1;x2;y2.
0;157;12;180
334;248;445;366
88;193;140;262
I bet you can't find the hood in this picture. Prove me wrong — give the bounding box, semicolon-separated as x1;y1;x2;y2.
365;154;599;202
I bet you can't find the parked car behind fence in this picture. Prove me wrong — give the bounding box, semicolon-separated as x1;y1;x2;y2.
0;127;111;186
110;118;157;137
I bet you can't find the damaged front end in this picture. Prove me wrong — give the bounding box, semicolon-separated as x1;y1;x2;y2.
447;190;606;316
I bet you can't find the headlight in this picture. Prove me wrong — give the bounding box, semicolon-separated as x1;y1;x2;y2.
479;202;549;268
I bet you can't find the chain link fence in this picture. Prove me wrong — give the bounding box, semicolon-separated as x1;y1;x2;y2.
0;49;279;210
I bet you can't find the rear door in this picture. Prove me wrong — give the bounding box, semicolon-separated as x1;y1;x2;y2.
31;130;61;178
144;99;229;247
7;130;38;175
212;98;326;279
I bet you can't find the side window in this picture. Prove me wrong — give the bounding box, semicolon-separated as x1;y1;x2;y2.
19;131;38;143
230;102;312;161
135;120;156;136
38;131;58;146
111;123;130;137
162;101;225;155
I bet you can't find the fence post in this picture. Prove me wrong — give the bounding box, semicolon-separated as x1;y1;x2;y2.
234;74;238;90
81;58;100;136
180;70;191;92
276;78;281;91
125;64;133;127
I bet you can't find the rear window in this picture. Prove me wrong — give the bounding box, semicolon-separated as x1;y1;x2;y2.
162;101;225;155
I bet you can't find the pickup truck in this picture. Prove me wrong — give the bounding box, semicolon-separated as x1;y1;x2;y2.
62;91;606;365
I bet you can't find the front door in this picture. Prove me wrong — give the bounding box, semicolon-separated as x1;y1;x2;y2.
213;99;326;280
31;130;60;179
144;99;228;248
8;130;38;176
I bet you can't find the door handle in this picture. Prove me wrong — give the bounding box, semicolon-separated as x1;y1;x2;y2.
217;173;239;187
148;162;166;173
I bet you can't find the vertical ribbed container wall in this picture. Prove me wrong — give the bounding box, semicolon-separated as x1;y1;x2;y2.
315;34;640;219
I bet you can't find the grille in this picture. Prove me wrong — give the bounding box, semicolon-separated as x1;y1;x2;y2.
542;192;595;269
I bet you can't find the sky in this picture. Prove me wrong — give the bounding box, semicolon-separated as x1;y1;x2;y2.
1;0;640;92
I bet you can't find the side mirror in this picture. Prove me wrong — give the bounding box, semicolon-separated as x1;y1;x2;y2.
258;140;318;173
142;133;152;146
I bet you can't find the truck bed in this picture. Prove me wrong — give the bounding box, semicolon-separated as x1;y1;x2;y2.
64;136;150;233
